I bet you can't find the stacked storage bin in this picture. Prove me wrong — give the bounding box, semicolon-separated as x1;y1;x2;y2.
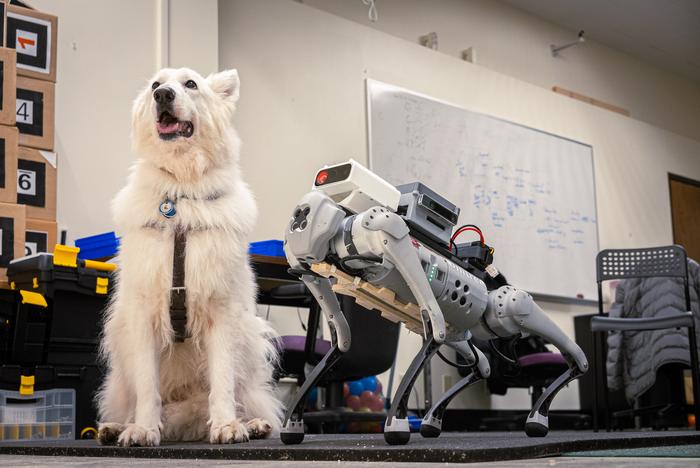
1;245;113;441
0;3;106;443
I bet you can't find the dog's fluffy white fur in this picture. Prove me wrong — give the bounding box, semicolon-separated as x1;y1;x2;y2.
97;68;282;446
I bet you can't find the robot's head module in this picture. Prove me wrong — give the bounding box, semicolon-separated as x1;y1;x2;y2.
311;159;400;214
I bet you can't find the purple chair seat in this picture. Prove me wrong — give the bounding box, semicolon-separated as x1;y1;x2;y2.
280;335;332;356
516;352;568;381
277;335;332;379
517;352;567;367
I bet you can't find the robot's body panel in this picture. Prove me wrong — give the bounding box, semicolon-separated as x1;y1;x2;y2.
280;161;588;445
336;210;488;331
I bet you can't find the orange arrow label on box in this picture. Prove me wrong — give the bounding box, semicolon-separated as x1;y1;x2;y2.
17;37;35;49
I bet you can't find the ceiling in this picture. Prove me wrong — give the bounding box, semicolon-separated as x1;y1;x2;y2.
503;0;700;82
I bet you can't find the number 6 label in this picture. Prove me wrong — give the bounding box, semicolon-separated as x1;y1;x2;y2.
16;99;34;125
17;169;36;196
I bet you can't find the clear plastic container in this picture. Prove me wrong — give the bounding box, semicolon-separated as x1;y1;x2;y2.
0;388;75;441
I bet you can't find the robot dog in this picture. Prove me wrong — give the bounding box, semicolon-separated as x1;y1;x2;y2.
281;160;588;445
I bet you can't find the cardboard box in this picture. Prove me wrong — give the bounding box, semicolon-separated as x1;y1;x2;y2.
16;145;55;220
16;75;53;150
0;46;16;125
0;124;17;203
0;201;25;281
6;4;57;82
25;217;55;256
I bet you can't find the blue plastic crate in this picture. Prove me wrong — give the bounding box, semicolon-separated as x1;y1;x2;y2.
74;232;120;260
249;240;284;257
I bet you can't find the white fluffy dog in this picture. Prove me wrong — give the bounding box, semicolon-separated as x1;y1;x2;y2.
97;68;282;447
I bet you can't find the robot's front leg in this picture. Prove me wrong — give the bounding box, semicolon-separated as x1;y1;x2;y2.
384;333;440;445
420;339;491;438
351;207;447;343
279;273;351;445
476;285;589;437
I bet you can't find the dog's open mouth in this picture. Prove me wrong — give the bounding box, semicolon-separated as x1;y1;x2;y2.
157;111;194;140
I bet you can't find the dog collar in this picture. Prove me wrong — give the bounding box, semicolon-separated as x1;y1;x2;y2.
158;192;225;219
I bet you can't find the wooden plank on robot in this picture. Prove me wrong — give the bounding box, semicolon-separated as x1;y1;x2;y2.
311;262;424;334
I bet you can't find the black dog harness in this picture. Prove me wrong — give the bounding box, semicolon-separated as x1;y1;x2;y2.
157;191;225;342
170;229;188;342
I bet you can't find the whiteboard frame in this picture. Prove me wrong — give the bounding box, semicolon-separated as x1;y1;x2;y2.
365;79;600;304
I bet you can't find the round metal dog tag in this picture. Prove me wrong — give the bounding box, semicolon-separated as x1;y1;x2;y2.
159;199;176;218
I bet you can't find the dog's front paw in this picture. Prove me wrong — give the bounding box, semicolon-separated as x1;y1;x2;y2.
97;422;125;445
245;418;273;440
210;420;249;444
117;423;161;447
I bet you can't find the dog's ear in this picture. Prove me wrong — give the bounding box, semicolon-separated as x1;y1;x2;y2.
207;69;240;103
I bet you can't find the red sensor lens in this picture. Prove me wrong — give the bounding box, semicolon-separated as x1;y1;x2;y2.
316;170;329;185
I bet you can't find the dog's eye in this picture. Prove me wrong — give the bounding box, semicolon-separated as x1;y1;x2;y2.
151;81;160;90
184;80;198;90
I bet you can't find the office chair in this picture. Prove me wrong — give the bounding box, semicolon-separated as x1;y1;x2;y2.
271;285;401;432
591;245;700;431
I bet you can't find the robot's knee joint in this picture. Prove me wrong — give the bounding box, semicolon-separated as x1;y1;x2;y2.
359;208;409;239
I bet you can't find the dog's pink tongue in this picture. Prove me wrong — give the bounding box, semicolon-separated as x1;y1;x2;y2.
158;121;179;133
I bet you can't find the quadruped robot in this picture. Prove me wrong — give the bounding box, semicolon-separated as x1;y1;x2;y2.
281;160;588;445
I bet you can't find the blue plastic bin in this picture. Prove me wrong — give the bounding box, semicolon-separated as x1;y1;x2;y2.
249;240;284;257
74;232;120;260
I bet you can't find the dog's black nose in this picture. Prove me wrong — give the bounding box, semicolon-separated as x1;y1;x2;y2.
153;87;175;104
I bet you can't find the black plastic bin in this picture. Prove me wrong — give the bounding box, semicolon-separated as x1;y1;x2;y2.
6;249;114;367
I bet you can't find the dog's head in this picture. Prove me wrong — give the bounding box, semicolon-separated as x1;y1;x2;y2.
131;68;241;180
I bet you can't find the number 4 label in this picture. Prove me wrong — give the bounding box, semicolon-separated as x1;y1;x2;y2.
17;169;36;196
16;99;33;125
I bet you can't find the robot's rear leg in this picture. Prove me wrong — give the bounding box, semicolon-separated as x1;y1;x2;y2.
384;335;440;445
420;371;482;438
420;340;489;438
480;286;589;438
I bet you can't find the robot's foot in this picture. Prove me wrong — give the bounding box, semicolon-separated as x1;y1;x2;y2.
384;430;411;445
280;431;305;445
524;412;549;438
384;417;411;445
280;419;305;445
419;422;442;438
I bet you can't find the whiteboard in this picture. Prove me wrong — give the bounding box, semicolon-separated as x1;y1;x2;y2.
367;80;598;300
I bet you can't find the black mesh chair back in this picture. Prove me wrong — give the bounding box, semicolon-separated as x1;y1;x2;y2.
592;244;699;431
597;245;688;282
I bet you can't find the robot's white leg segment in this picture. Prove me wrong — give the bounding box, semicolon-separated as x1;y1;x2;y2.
280;274;350;445
480;285;589;437
384;335;440;445
356;208;446;344
483;286;588;371
420;341;489;438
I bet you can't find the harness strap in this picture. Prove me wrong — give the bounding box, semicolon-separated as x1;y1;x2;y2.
170;229;188;342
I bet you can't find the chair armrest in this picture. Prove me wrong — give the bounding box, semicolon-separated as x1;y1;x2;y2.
591;312;695;332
